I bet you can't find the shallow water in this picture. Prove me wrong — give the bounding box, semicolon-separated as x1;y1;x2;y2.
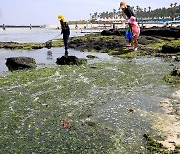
0;28;100;43
0;48;111;73
88;58;180;152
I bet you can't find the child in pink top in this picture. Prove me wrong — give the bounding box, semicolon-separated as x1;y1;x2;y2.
128;16;140;51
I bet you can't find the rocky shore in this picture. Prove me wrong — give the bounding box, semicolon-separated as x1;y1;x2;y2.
1;27;179;59
0;26;180;153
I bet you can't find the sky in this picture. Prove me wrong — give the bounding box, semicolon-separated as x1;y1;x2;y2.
0;0;179;25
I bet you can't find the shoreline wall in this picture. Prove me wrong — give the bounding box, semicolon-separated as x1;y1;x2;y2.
1;23;180;30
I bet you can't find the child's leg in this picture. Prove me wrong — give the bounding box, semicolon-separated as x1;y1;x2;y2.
133;35;139;51
134;35;138;49
131;36;135;48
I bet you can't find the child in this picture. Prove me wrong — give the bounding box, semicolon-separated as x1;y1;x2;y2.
57;14;70;56
125;24;132;46
128;16;140;51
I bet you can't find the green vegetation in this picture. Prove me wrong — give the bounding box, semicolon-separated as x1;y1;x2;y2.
1;57;180;153
164;67;180;85
164;39;180;47
0;39;64;50
143;134;180;154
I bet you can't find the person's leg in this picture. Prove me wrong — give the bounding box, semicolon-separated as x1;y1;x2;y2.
63;34;69;55
131;36;135;49
134;35;138;50
128;38;132;46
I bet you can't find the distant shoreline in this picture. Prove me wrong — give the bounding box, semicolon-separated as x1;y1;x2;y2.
1;23;180;30
0;25;44;28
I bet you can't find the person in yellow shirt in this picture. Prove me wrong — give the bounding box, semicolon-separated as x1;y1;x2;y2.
58;14;70;56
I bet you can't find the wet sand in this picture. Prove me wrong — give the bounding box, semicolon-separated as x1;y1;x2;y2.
159;90;180;150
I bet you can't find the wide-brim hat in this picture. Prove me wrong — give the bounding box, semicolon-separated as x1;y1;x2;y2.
128;16;137;25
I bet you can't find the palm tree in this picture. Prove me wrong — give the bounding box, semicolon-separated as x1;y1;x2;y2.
89;13;92;20
113;9;116;19
148;6;151;12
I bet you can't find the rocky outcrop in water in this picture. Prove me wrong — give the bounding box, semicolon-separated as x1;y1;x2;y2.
164;67;180;84
56;56;87;65
140;27;180;38
5;57;36;71
69;35;126;52
101;27;180;38
0;42;44;50
101;29;121;36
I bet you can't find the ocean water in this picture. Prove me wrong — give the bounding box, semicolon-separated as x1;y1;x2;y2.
0;27;96;43
0;28;107;73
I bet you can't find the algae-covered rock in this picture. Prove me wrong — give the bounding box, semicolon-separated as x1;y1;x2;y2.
69;34;126;52
101;29;122;36
0;42;44;50
138;36;161;45
164;67;180;84
5;57;36;71
56;56;87;65
140;27;180;38
161;39;180;53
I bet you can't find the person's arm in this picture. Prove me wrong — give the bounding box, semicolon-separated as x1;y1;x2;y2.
60;21;63;34
122;11;127;19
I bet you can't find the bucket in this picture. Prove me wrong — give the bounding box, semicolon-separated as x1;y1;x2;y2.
126;31;133;39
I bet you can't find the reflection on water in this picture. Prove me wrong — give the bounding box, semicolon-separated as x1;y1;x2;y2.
47;50;53;60
0;48;112;73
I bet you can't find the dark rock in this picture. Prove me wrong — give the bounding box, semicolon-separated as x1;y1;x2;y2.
101;29;122;36
140;27;180;38
56;56;87;65
161;45;180;53
86;55;98;59
5;57;36;71
101;27;180;38
170;67;180;77
69;36;125;52
138;36;161;45
94;45;102;50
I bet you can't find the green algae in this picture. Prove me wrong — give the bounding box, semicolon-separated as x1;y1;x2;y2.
143;134;180;154
143;134;175;154
165;39;180;47
0;65;127;153
164;67;180;85
164;75;180;85
0;57;179;153
108;47;129;56
0;39;63;50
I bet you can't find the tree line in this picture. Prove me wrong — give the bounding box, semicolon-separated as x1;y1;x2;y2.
90;3;180;21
